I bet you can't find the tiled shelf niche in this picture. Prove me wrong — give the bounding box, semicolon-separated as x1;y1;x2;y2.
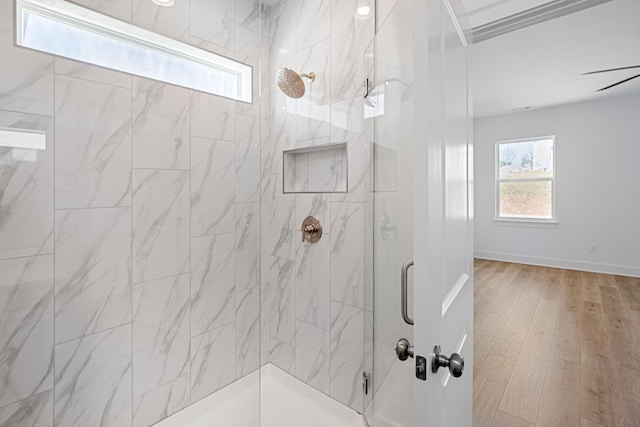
283;142;347;194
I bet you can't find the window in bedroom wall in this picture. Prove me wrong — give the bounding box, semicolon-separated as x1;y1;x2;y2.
495;137;555;221
15;0;253;103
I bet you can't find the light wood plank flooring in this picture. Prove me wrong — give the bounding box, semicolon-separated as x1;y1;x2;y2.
473;259;640;427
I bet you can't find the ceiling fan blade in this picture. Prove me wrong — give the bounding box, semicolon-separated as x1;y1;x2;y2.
596;73;640;92
583;65;640;75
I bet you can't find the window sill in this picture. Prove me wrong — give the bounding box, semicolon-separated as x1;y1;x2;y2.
493;218;558;228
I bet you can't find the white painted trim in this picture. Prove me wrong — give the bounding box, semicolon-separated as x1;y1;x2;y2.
443;0;469;47
492;218;558;227
474;250;640;278
442;273;470;317
16;0;252;102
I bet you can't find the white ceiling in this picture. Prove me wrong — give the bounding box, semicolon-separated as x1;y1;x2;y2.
469;0;640;118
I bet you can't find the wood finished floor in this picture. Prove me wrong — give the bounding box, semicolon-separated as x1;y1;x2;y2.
473;259;640;427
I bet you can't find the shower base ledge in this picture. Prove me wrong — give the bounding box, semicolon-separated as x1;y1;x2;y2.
155;363;365;427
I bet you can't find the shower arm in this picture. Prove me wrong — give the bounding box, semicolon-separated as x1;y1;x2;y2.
300;72;316;82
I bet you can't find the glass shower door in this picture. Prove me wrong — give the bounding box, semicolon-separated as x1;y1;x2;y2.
365;0;415;425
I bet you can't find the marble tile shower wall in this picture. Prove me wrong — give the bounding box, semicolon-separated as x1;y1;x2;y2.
261;0;375;413
0;0;263;425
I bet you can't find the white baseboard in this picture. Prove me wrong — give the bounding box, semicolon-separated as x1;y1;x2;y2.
474;250;640;278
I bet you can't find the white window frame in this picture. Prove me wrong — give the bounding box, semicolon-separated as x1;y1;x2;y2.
494;136;556;223
15;0;253;103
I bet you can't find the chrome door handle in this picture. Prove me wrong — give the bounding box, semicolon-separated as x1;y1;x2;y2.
432;346;464;378
395;338;414;361
401;259;414;325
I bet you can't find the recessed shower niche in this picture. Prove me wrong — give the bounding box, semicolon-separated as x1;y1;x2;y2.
283;142;347;193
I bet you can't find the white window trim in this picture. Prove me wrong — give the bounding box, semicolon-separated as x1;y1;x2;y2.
494;136;556;223
15;0;253;103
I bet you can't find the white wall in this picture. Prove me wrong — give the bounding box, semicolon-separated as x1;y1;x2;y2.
474;93;640;277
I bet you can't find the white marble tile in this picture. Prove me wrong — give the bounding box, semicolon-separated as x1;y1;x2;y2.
363;203;374;314
191;92;236;142
55;75;131;209
54;325;132;427
190;234;236;337
295;194;330;234
330;0;375;102
260;172;278;204
269;257;295;346
133;274;190;397
132;169;190;284
269;337;295;376
307;147;346;192
260;39;270;109
295;0;330;51
236;26;262;118
376;0;398;32
235;203;260;291
190;323;236;402
0;111;54;260
296;39;331;142
191;137;235;236
132;78;190;170
72;0;132;21
55;58;132;89
190;0;236;51
269;195;296;259
0;255;53;407
363;310;373;409
264;91;296;176
54;208;131;344
132;375;189;427
236;115;260;203
133;0;190;42
260;203;271;287
260;281;271;366
295;236;330;330
259;108;272;180
0;390;53;427
330;202;365;308
269;1;296;89
329;301;364;412
0;0;54;116
373;335;395;396
235;287;260;378
289;152;308;192
331;97;369;202
188;35;235;59
295;321;329;394
236;0;261;32
260;1;270;39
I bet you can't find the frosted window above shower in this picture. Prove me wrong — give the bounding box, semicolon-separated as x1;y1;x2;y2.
15;0;253;103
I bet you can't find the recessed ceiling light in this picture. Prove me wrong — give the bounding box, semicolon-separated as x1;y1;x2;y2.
152;0;174;7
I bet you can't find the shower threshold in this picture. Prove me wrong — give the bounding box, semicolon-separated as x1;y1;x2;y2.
155;363;365;427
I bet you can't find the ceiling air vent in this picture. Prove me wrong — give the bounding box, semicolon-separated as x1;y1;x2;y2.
469;0;613;44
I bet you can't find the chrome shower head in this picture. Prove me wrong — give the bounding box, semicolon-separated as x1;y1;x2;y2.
276;68;316;98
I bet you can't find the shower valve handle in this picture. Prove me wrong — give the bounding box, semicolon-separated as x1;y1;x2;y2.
301;216;322;243
303;224;317;239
